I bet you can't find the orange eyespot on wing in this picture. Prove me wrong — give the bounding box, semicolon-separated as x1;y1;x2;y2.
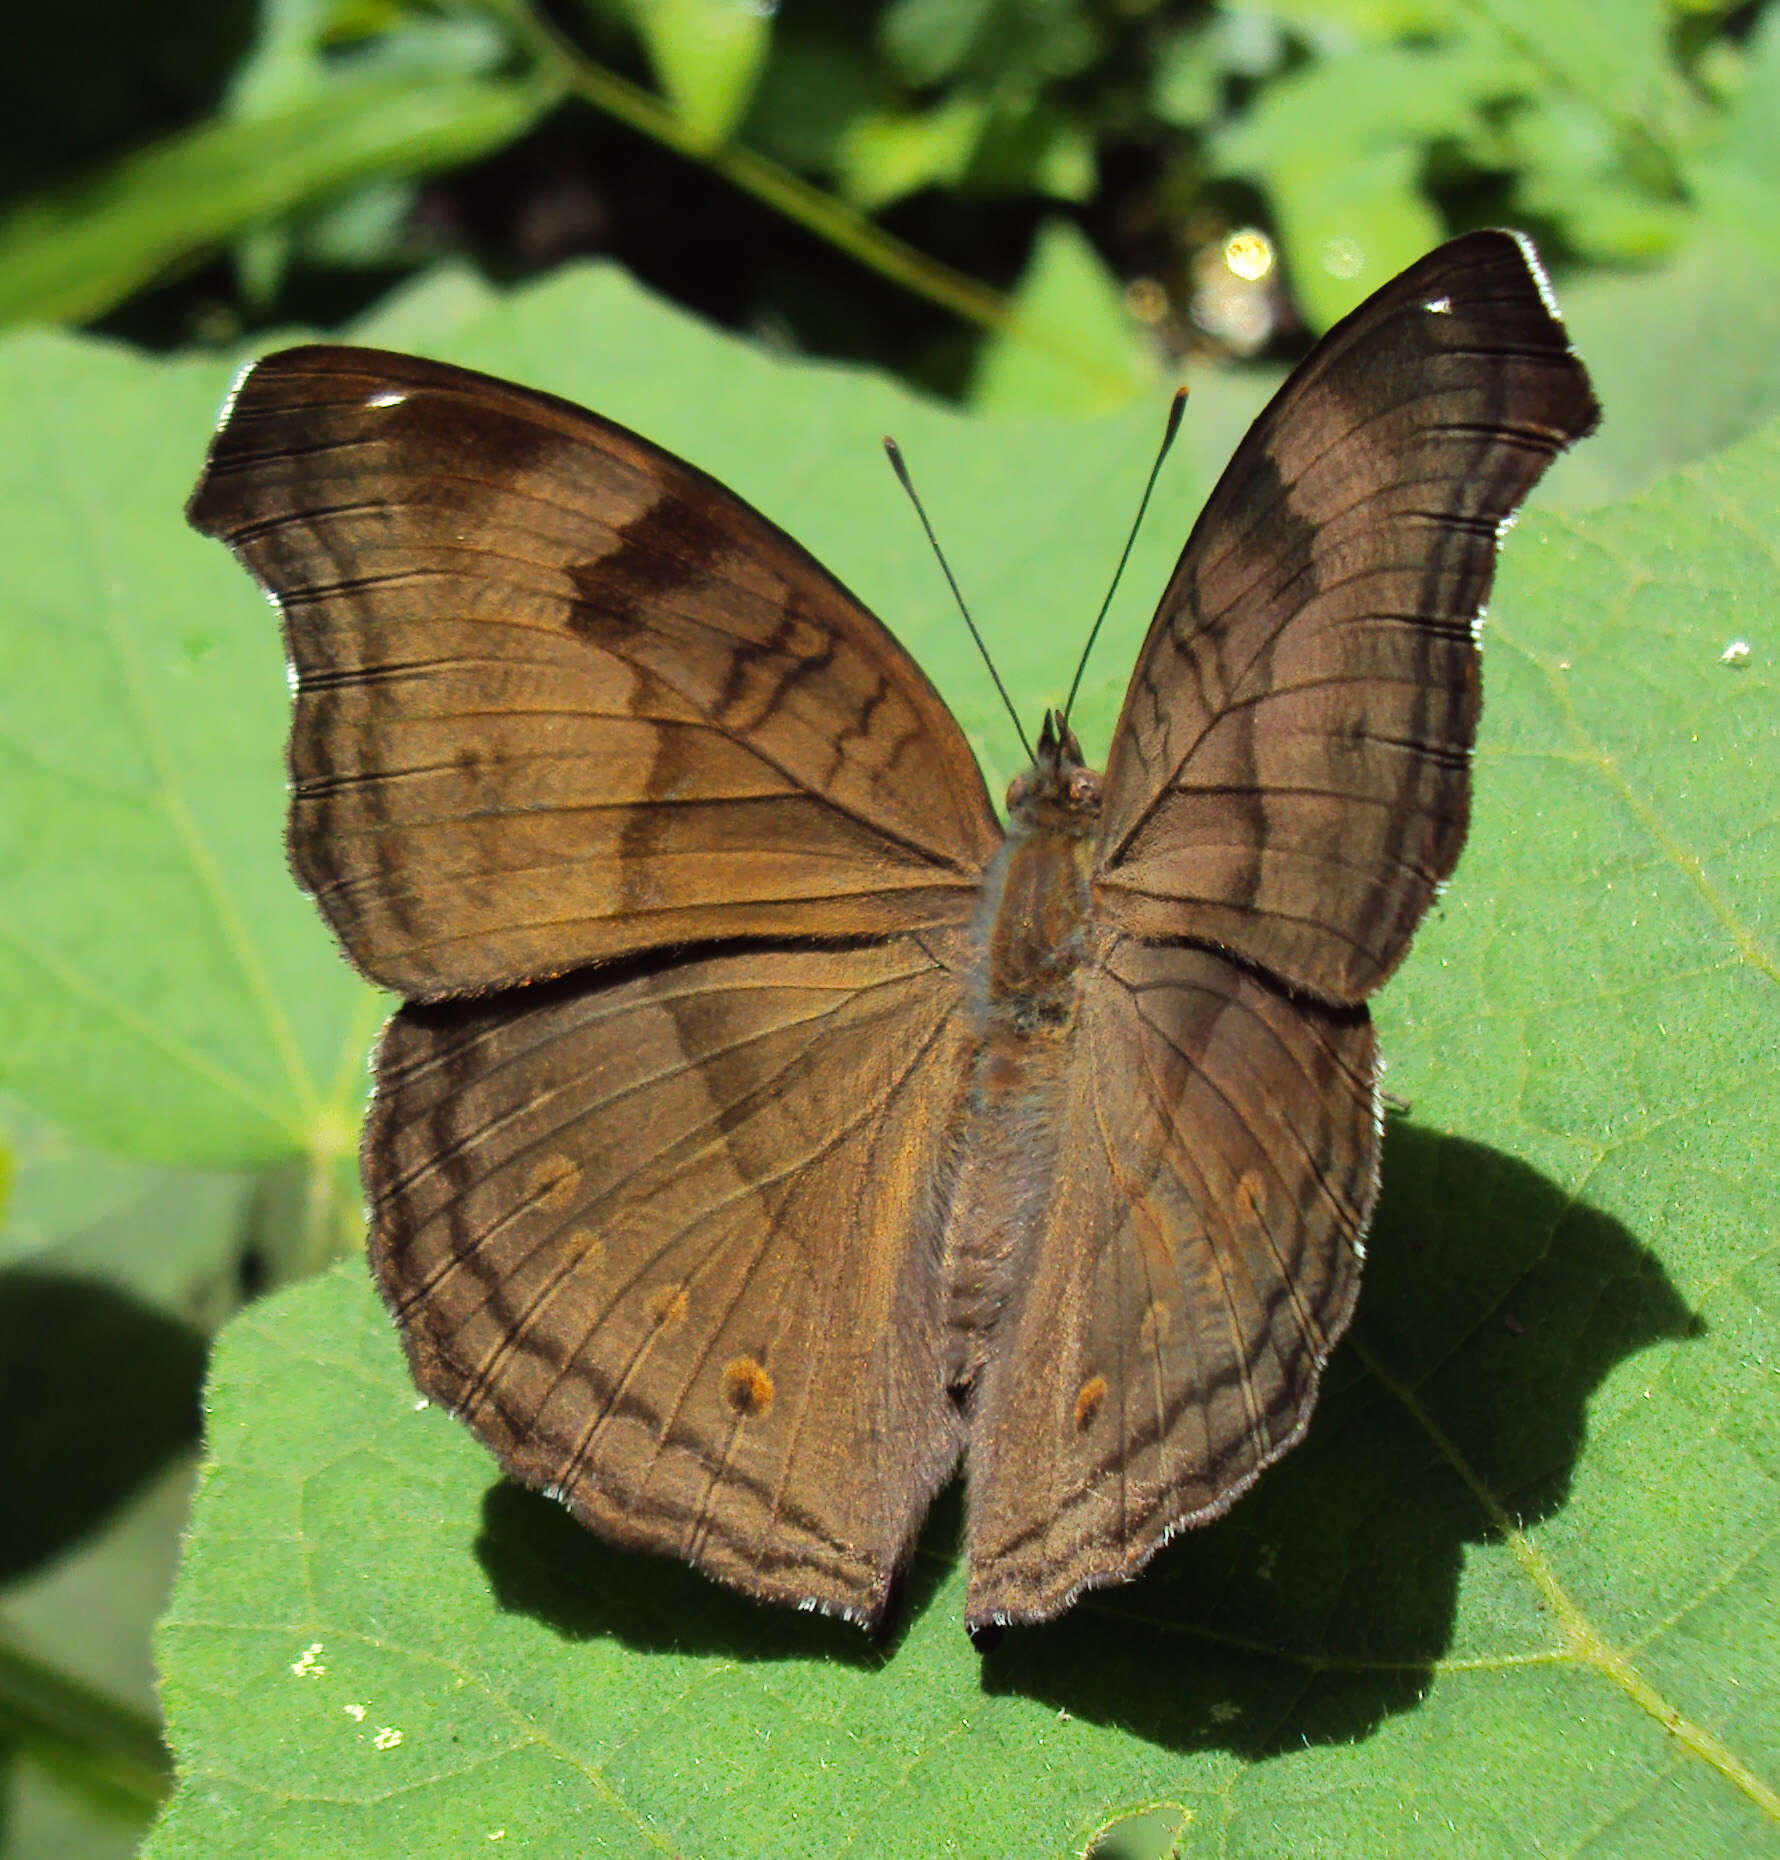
723;1357;776;1419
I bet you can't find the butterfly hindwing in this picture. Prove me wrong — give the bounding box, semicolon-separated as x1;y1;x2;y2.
188;346;1002;999
963;937;1378;1626
371;933;976;1623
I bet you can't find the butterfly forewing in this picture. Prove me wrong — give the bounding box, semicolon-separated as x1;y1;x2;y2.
371;933;976;1620
187;347;1001;999
963;938;1379;1626
1094;230;1601;1004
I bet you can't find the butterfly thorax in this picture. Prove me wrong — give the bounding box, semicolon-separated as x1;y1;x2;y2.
943;716;1102;1387
981;713;1102;1035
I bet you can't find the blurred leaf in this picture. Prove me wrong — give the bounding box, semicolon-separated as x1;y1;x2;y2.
1151;24;1223;129
0;1104;218;1852
1246;0;1455;36
223;0;332;117
287;177;422;268
972;217;1153;413
0;0;253;201
0;1273;202;1584
881;0;998;83
973;98;1095;202
111;261;1771;1858
837;93;987;210
345;259;502;346
0;1098;257;1325
2;1463;188;1859
1468;0;1694;145
0;67;559;331
1208;2;1719;326
838;88;1092;213
743;24;879;172
619;0;775;150
1213;38;1528;326
1208;4;1290;79
326;12;515;83
882;0;1103;90
0;1101;283;1857
1687;3;1780;261
1507;92;1691;262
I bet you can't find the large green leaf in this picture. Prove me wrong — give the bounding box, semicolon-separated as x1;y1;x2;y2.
127;269;1777;1851
0;335;382;1167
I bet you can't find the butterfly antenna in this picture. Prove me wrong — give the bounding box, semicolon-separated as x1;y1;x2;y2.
1059;385;1189;730
884;436;1035;766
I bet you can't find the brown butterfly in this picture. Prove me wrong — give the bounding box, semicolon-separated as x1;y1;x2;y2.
189;230;1597;1636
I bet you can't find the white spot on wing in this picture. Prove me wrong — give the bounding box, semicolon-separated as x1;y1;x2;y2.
1508;228;1563;320
1423;295;1453;315
1496;511;1520;540
366;390;408;410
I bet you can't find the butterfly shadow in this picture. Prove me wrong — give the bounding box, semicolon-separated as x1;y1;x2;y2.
475;1467;960;1672
974;1120;1699;1754
472;1122;1695;1713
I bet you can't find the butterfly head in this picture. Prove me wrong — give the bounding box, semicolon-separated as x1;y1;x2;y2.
1005;709;1102;833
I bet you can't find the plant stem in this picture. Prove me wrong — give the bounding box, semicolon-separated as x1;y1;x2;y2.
495;0;1134;393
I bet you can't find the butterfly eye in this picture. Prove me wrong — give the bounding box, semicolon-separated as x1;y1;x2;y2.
1067;768;1102;809
1005;771;1032;811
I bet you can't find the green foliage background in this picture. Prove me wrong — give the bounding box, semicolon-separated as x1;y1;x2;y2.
0;3;1776;1856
